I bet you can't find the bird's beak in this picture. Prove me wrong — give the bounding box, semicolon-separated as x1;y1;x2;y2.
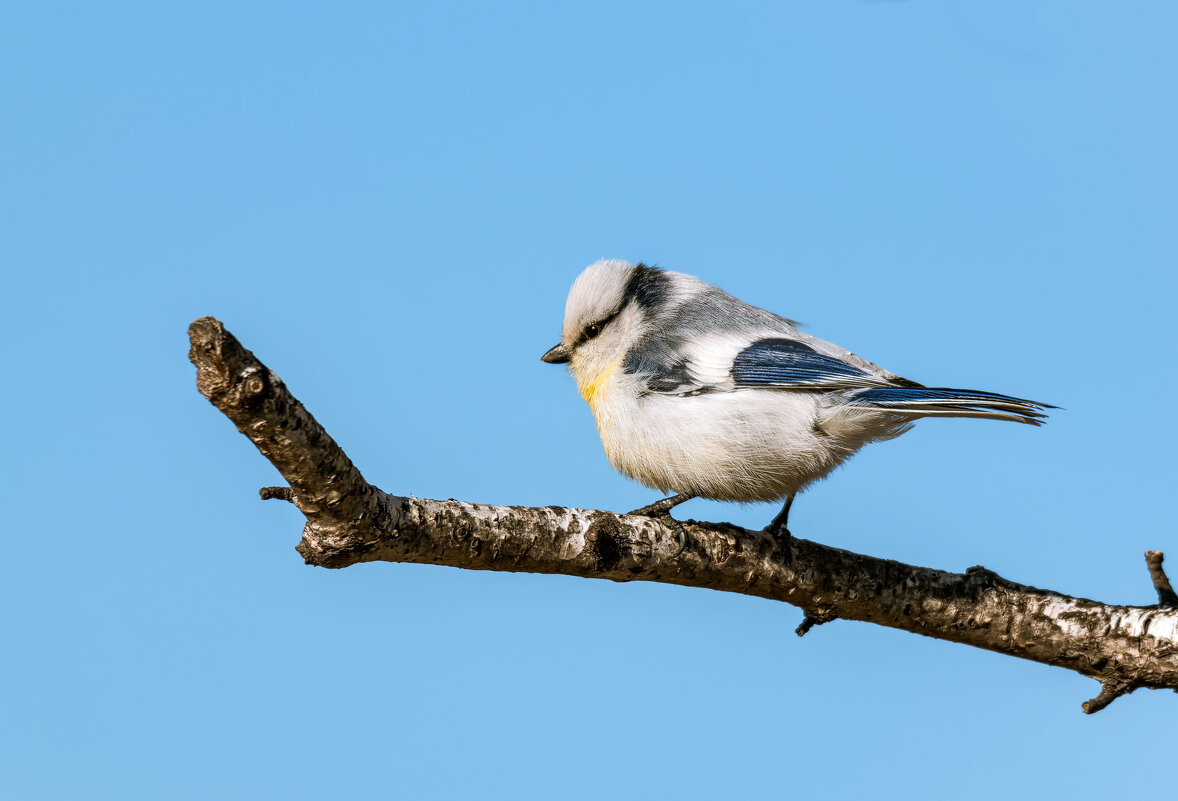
541;343;572;364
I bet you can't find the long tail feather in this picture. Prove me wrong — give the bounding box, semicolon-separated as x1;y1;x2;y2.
848;387;1054;426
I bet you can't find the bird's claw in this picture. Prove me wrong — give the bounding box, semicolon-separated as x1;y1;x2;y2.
765;521;793;564
627;505;688;558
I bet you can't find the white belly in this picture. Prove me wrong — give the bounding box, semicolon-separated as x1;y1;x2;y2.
589;373;875;502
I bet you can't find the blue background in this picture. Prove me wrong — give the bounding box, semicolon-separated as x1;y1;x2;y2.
3;2;1175;798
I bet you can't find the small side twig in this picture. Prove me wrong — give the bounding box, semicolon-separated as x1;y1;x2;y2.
1081;679;1138;714
1146;551;1178;608
795;609;838;638
1080;552;1177;712
260;486;294;502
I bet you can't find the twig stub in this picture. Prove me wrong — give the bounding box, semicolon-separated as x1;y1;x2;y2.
1081;680;1138;714
795;609;838;638
1146;551;1178;609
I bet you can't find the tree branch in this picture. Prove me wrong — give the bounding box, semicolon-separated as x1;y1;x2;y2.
189;317;1178;714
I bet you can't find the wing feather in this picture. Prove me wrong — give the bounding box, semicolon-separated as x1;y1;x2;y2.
730;338;897;390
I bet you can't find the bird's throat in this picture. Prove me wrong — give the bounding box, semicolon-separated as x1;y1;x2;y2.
573;357;621;413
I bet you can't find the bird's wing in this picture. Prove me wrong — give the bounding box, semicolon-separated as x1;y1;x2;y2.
728;337;901;390
625;286;917;396
624;298;1051;424
708;335;1051;426
628;331;905;396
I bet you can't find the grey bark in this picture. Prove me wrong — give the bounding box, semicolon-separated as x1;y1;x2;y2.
189;316;1178;714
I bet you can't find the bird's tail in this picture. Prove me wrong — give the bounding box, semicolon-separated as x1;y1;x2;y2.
847;387;1053;426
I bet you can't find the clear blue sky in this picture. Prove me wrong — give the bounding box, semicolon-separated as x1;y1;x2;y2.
3;2;1175;798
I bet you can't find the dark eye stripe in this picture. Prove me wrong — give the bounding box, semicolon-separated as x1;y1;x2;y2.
575;308;621;347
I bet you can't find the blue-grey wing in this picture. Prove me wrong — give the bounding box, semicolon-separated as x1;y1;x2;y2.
730;339;1050;425
628;334;904;396
731;338;887;389
728;337;909;392
622;286;914;396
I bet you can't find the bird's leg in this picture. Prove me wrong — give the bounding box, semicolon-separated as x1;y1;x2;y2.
629;493;693;518
628;494;694;556
765;495;795;563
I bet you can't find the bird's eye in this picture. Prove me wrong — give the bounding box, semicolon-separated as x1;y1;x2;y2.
585;323;602;339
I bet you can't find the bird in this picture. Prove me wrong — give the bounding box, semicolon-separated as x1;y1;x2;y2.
541;259;1050;556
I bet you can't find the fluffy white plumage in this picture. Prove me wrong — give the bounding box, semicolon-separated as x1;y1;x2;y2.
542;259;1048;507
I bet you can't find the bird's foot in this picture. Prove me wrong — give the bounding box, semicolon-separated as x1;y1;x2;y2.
765;496;795;564
765;521;793;564
628;494;692;557
628;495;689;518
763;525;791;563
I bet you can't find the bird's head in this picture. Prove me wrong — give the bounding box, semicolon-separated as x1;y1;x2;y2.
541;259;673;404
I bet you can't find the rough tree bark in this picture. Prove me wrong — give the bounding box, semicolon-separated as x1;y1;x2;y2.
189;316;1178;714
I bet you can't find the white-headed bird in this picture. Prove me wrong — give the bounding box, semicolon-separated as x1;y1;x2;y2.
542;259;1049;553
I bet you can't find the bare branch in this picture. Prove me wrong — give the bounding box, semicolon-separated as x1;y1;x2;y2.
189;317;1178;713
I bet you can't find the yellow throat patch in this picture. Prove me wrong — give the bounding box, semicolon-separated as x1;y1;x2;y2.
573;357;621;414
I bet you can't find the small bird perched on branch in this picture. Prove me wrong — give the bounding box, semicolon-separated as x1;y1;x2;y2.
541;259;1050;550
